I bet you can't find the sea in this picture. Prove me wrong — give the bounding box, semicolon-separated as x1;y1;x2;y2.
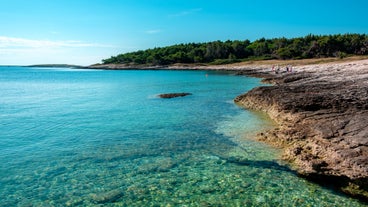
0;66;365;206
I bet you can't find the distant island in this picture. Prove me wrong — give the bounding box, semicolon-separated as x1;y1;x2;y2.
28;64;85;69
99;33;368;67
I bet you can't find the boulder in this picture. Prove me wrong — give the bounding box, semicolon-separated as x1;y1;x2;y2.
158;93;192;99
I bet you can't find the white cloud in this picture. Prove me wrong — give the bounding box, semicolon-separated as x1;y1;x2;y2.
0;36;115;65
145;29;162;34
50;31;60;35
169;8;202;17
0;36;112;48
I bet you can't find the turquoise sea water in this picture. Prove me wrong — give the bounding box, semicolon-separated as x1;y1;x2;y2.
0;66;365;206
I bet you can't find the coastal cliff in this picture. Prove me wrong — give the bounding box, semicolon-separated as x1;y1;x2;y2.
234;59;368;199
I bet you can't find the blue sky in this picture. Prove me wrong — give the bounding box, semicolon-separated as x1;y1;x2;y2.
0;0;367;65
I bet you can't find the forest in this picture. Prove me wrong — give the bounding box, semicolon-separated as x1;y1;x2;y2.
102;34;368;65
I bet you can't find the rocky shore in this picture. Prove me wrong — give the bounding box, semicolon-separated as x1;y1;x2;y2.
89;57;368;200
234;59;368;200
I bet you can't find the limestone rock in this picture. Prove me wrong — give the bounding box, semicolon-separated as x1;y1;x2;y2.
235;61;368;200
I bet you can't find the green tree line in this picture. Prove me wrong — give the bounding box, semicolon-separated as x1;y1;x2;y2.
102;34;368;65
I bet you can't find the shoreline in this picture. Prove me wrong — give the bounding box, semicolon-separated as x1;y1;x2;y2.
87;56;368;70
234;58;368;201
89;57;368;200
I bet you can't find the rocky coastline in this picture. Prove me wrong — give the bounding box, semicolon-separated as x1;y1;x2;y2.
89;57;368;200
234;59;368;200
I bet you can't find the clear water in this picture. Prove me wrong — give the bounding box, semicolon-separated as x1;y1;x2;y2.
0;66;364;206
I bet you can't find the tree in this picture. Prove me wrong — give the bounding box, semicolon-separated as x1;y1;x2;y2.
276;47;293;59
101;33;368;65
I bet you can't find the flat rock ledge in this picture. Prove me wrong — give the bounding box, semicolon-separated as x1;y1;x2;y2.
234;59;368;200
158;93;192;99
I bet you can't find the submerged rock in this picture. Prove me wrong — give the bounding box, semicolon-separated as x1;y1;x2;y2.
90;189;124;204
158;93;192;99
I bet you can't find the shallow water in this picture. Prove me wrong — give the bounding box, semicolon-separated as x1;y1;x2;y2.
0;67;365;206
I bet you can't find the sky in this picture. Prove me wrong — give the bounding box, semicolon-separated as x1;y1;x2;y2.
0;0;367;66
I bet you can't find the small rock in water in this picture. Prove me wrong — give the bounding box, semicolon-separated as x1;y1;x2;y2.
158;93;192;99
